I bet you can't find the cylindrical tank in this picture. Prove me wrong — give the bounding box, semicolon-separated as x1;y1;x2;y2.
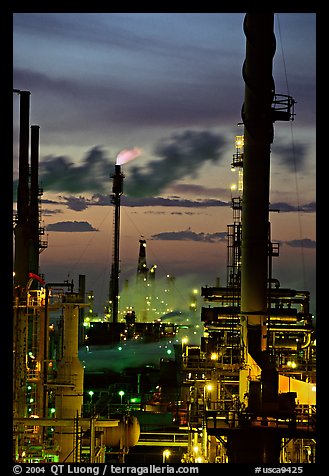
54;300;84;462
102;416;140;448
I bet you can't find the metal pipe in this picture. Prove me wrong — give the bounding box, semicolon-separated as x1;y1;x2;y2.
110;164;124;324
29;125;40;288
14;90;31;289
240;14;276;360
14;417;120;427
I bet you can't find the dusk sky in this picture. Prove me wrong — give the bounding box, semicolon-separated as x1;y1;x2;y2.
13;13;316;317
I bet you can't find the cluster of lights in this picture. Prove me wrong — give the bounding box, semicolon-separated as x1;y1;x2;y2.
26;383;35;414
286;361;297;369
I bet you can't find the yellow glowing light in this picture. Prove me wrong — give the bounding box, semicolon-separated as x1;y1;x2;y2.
210;352;218;361
235;135;244;148
287;360;297;369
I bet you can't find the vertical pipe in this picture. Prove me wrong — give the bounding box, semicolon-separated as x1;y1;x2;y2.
14;90;31;289
90;417;95;463
29;125;40;287
112;191;120;324
240;13;275;361
233;13;281;464
110;164;124;324
13;90;30;420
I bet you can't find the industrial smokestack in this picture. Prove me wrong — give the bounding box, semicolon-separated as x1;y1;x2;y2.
108;149;141;327
29;125;40;289
14;90;31;289
110;164;124;324
240;13;294;367
240;13;276;365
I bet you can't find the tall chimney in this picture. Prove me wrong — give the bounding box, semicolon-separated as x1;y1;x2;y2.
240;13;275;364
29;124;40;288
110;164;124;324
14;90;31;289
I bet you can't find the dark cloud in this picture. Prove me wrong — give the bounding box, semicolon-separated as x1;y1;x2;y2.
122;196;228;208
13;147;113;200
14;131;228;201
46;221;98;232
13;148;111;202
39;146;112;194
151;231;316;248
270;202;316;213
125;130;227;197
39;193;314;214
284;238;316;249
151;229;227;243
59;196;92;212
57;194;229;211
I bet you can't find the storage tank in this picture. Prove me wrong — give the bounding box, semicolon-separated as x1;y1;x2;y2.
102;416;140;448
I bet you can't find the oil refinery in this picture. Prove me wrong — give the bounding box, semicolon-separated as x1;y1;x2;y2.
13;13;316;466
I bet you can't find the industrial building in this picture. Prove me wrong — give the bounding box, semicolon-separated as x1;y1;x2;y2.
13;13;316;465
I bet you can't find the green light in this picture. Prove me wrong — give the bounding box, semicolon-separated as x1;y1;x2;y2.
118;346;123;351
88;390;94;397
118;390;125;397
130;397;141;403
50;408;56;414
